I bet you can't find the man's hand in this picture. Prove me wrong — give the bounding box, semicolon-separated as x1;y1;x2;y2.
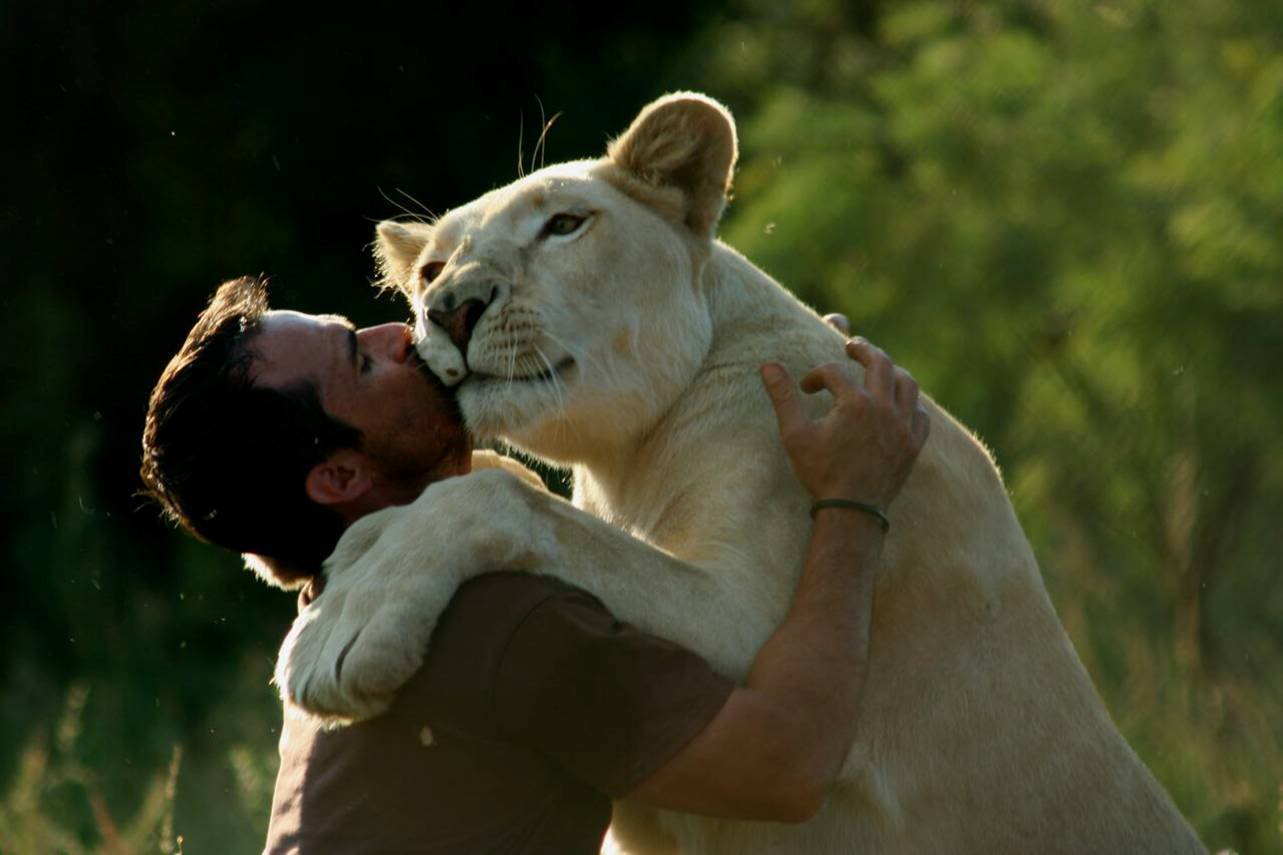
760;338;929;508
822;312;851;335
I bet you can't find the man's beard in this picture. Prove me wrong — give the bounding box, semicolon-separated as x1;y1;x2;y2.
368;350;473;492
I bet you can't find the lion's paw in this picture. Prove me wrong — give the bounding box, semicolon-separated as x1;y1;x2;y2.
273;505;460;722
275;576;432;722
273;468;542;723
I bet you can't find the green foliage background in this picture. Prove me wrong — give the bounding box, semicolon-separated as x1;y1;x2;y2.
3;1;1279;852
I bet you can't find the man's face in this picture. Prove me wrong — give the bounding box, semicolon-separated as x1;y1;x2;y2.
250;310;470;495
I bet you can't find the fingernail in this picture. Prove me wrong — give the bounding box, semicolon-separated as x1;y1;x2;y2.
760;363;784;384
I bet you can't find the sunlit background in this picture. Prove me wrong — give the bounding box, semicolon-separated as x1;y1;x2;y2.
5;1;1281;852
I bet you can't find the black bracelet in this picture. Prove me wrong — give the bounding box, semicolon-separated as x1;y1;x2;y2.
809;498;890;533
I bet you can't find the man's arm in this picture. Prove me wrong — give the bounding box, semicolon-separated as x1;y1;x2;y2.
628;339;929;822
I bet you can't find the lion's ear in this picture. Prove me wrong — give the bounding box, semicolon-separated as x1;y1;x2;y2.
606;92;738;238
373;220;432;292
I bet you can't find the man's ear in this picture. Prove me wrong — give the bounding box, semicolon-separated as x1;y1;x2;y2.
305;449;375;507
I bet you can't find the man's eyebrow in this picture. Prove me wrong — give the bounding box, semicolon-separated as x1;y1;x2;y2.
316;314;357;371
317;313;355;329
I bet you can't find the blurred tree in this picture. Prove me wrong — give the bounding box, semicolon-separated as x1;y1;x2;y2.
2;0;716;849
689;1;1282;850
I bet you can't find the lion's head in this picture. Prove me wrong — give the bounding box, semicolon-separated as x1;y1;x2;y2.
373;93;739;462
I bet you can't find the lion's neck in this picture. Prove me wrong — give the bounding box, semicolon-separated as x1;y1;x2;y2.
571;244;839;539
698;243;843;370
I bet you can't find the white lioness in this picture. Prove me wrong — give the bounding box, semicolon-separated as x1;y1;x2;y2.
277;94;1204;853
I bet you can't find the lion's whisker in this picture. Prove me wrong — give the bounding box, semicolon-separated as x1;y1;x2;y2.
533;344;568;421
394;188;437;221
533;109;562;172
515;112;526;179
376;187;432;225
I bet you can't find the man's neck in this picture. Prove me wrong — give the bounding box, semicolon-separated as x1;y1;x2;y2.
336;443;474;527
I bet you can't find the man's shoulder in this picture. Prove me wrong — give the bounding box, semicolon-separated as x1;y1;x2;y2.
425;572;609;676
448;571;605;620
396;572;611;734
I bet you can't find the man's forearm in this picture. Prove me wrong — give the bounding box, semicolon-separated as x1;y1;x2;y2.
627;510;883;821
743;509;882;800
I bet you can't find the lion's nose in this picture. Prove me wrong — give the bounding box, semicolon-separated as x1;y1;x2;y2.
428;297;489;352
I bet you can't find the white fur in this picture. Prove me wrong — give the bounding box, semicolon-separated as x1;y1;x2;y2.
280;94;1205;853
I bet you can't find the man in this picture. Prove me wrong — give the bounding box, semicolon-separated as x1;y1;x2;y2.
141;277;928;853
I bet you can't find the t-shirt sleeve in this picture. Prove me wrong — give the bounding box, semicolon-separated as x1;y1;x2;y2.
488;582;735;797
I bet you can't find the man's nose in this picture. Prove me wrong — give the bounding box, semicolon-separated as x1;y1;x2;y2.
428;291;493;353
358;323;413;363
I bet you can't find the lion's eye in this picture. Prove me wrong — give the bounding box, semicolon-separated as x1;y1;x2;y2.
421;261;444;284
542;213;586;238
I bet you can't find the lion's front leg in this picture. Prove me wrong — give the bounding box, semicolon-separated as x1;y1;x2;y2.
276;460;741;725
275;467;552;723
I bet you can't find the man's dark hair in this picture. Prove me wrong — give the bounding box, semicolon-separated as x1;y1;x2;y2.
140;277;360;587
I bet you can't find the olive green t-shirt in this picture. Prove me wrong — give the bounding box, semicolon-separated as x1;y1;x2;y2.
264;572;734;854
